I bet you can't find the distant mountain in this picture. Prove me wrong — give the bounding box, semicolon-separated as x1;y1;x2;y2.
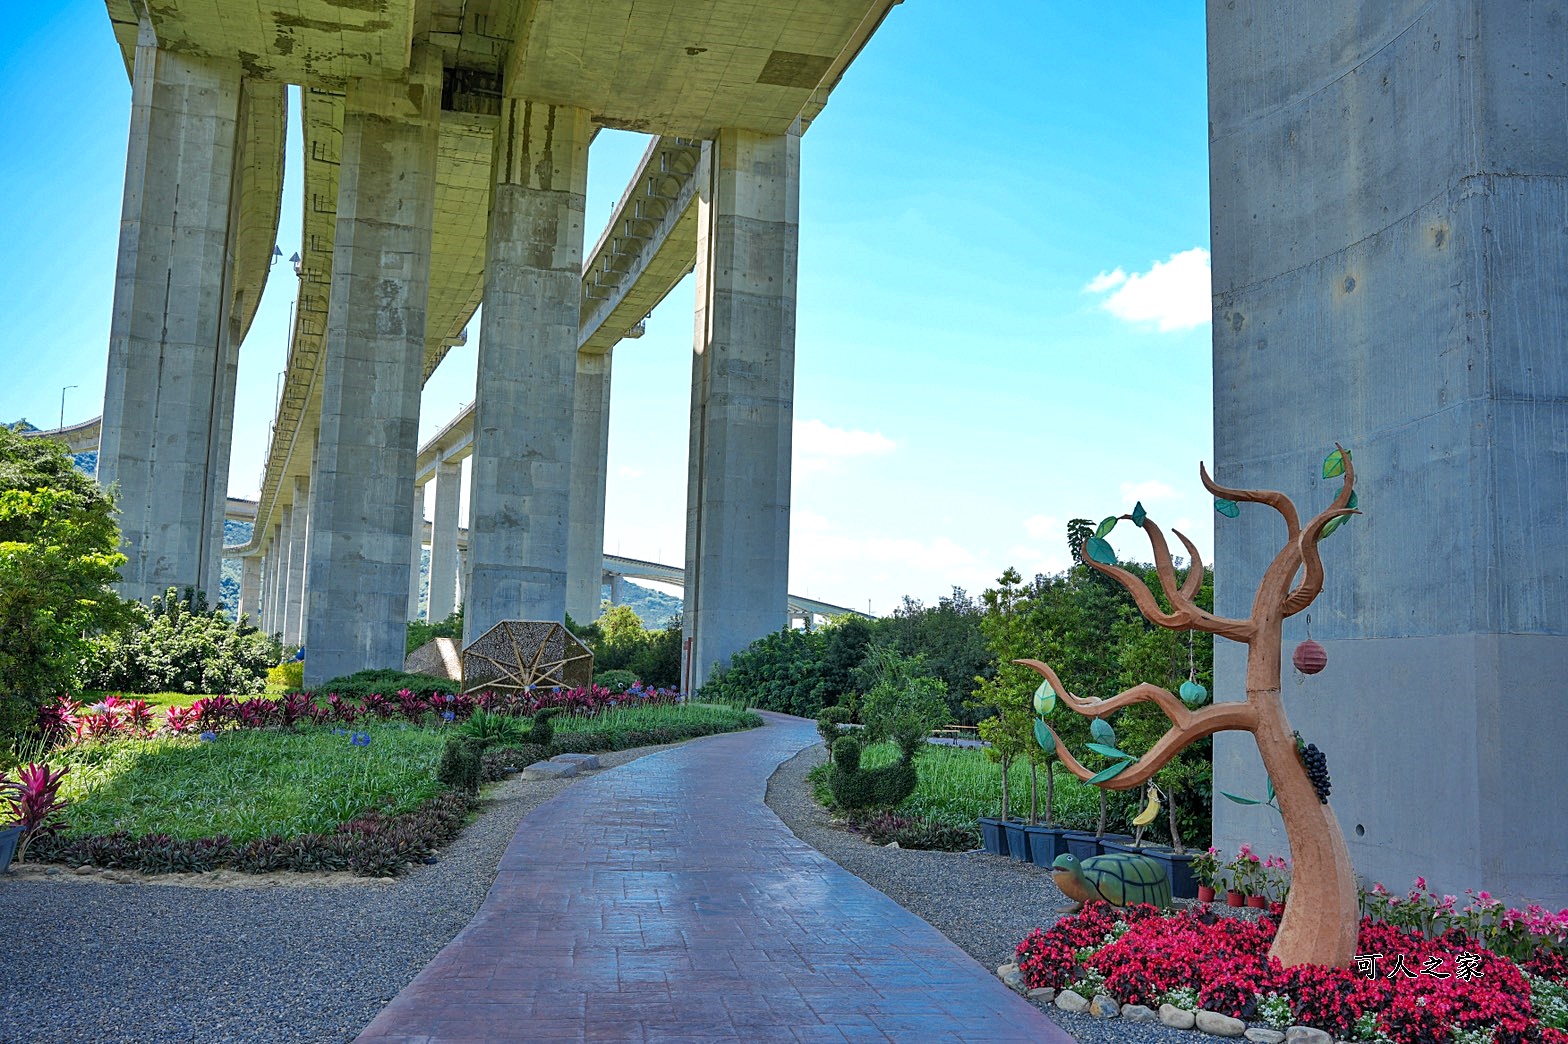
609;581;682;629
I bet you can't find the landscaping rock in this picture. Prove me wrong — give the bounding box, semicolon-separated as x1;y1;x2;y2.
995;962;1026;994
884;841;900;849
1121;1004;1158;1024
1055;989;1090;1013
1089;994;1120;1018
1196;1009;1247;1037
1027;988;1056;1002
1246;1030;1287;1044
549;753;600;771
522;760;578;781
1286;1029;1333;1044
1158;1005;1197;1030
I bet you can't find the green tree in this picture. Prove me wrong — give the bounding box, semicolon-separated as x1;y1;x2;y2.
83;586;276;695
0;428;126;741
856;643;949;755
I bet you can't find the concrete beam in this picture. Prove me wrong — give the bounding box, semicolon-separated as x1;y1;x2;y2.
681;127;800;693
303;48;441;686
465;99;591;642
1208;0;1568;906
99;16;241;605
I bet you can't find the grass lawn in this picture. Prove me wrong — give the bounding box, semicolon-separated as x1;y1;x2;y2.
49;702;759;843
817;740;1137;832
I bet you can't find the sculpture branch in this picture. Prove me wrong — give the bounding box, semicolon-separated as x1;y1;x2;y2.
1080;524;1253;642
1200;462;1301;539
1283;447;1359;616
1015;659;1259;791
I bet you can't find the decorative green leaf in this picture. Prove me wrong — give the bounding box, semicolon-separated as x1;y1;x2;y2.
1214;498;1240;518
1033;718;1057;753
1323;447;1351;479
1086;758;1136;786
1267;777;1275;803
1085;742;1131;760
1090;717;1116;746
1132;501;1147;528
1086;536;1115;565
1032;681;1056;717
1094;516;1118;539
1220;790;1262;806
1347;490;1359;509
1319;514;1348;540
1179;680;1209;707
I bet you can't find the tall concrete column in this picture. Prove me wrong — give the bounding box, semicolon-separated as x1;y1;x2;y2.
239;556;261;625
465;99;591;643
408;487;426;622
282;476;310;647
303;49;440;686
566;351;613;624
263;528;283;635
609;573;627;607
427;461;462;622
99;16;241;604
1208;1;1568;905
681;128;799;694
276;504;295;638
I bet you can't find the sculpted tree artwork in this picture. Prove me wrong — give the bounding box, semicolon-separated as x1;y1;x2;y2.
1021;448;1359;968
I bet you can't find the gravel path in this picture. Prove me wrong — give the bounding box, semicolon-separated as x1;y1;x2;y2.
0;743;683;1044
765;743;1205;1044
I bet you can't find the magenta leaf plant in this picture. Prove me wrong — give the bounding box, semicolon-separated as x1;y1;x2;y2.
1;762;70;863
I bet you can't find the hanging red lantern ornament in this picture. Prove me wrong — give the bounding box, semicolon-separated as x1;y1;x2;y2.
1293;639;1328;675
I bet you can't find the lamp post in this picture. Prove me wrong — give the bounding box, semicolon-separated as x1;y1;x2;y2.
59;384;77;432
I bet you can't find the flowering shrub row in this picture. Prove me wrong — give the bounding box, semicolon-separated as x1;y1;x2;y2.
27;790;475;878
1016;901;1554;1043
35;682;682;745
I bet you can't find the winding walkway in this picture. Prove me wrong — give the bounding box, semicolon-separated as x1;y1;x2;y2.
357;712;1070;1042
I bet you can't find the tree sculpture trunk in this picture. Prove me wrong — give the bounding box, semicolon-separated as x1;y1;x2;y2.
1019;448;1360;968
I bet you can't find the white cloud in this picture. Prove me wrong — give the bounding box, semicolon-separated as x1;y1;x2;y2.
617;465;645;479
793;418;896;474
1085;247;1211;332
1119;480;1176;504
1083;268;1127;294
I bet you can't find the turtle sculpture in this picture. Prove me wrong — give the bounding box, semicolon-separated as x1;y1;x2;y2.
1051;852;1172;912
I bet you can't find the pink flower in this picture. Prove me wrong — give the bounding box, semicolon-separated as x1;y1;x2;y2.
1414;876;1427;890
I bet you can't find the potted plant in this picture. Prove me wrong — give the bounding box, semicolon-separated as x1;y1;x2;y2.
1225;844;1262;907
0;761;70;871
1098;783;1202;899
1190;846;1221;903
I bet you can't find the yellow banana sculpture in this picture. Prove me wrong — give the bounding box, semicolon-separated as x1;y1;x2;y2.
1131;785;1162;828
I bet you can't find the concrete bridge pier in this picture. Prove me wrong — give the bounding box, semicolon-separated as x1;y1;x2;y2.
1209;0;1568;905
303;48;442;687
282;473;311;648
465;100;591;644
407;489;426;622
427;460;462;622
566;351;614;625
239;556;261;626
263;524;284;636
99;16;242;605
681;127;800;693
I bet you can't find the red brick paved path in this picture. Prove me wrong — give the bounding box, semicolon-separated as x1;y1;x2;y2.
356;711;1072;1042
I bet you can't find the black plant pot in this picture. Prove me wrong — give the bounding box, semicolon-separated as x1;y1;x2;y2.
0;824;21;873
1002;820;1032;861
1101;839;1200;900
977;817;1010;857
1063;831;1102;860
1023;824;1070;868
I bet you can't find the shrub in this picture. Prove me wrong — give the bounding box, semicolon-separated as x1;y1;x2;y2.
312;669;455;702
816;706;852;759
435;736;484;794
828;736;917;811
0;426;128;742
267;660;303;691
0;761;70;862
857;645;950;751
592;669;637;693
83;588;276;695
848;810;976;851
406;608;463;655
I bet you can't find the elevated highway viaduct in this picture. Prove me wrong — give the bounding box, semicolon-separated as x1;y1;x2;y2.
95;0;899;691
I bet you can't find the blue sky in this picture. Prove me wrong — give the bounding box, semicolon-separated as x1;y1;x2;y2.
0;3;1214;617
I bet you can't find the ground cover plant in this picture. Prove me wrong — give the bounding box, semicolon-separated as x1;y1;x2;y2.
1014;888;1568;1044
21;698;756;877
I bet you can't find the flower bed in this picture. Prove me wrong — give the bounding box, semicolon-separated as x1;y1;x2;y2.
34;682;682;744
1016;899;1568;1043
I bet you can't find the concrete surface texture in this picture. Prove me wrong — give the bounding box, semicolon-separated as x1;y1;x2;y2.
427;460;462;623
99;16;240;605
302;48;442;686
465;100;592;644
683;128;801;693
355;713;1066;1043
566;351;614;626
1208;0;1568;906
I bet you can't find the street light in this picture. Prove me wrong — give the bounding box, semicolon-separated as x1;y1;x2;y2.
59;385;77;431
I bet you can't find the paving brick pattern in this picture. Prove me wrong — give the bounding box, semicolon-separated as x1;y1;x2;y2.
357;712;1071;1042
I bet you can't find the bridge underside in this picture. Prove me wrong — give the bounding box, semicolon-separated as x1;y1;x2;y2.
98;0;898;690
